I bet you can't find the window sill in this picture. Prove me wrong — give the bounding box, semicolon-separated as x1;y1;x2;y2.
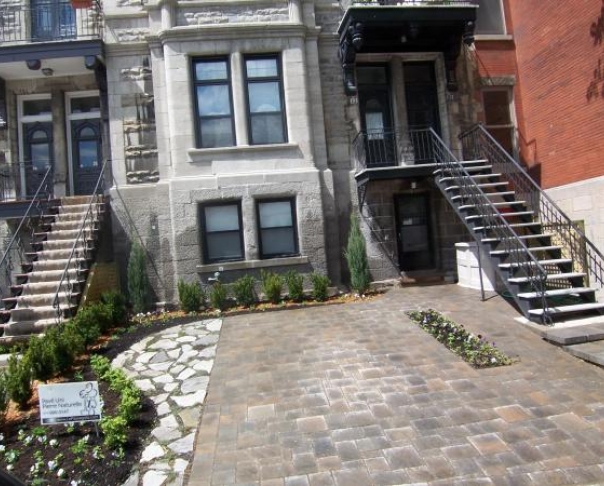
197;255;309;273
188;142;298;159
474;34;513;42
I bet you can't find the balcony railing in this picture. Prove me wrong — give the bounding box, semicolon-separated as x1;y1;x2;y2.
0;0;101;45
353;129;441;171
342;0;476;8
0;162;54;202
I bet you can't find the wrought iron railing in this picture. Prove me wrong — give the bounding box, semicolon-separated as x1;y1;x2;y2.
344;0;475;7
461;124;604;292
0;165;53;310
427;127;553;321
52;159;107;322
0;0;102;44
353;129;438;171
0;161;55;202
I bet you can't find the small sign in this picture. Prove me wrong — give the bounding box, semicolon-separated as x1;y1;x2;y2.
39;381;102;425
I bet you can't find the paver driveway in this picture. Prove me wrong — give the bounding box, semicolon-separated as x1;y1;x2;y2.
187;285;604;485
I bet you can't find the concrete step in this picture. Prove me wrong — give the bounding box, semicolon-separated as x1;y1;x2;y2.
490;245;562;256
474;221;542;232
499;258;573;270
528;302;604;319
508;272;586;284
444;181;510;192
542;323;604;345
517;287;597;300
459;201;527;211
434;164;493;176
565;341;604;367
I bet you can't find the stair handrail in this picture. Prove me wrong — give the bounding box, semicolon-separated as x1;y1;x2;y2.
426;127;553;321
0;164;53;309
52;159;108;321
460;124;604;289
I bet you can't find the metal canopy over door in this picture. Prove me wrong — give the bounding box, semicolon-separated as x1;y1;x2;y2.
68;94;102;195
357;65;396;168
395;193;434;271
404;62;441;163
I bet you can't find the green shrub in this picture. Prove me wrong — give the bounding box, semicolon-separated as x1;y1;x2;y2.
127;242;151;314
90;355;112;379
78;302;112;334
0;371;9;417
284;270;304;302
209;282;228;311
100;415;128;450
100;291;128;327
105;368;131;394
310;272;330;302
233;275;257;307
177;280;204;313
118;385;142;424
344;215;371;295
71;309;101;350
26;335;56;383
6;353;32;409
45;322;84;374
261;270;283;304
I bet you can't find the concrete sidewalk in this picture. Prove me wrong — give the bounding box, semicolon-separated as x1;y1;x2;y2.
187;285;604;485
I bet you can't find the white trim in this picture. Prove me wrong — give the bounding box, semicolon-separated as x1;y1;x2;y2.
481;86;518;159
18;94;52;197
65;91;101;195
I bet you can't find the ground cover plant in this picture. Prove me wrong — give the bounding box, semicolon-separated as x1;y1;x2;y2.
406;308;514;368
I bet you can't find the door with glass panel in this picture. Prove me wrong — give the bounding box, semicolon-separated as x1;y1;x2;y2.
395;193;434;271
68;95;102;195
23;122;53;197
31;0;76;41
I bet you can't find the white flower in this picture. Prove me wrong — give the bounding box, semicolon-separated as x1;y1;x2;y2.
71;480;80;486
6;464;13;471
0;445;5;452
491;357;498;363
57;468;66;478
23;435;33;445
0;433;4;441
49;439;58;447
82;434;90;443
47;460;57;471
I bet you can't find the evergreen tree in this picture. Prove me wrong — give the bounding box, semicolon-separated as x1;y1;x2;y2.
344;215;371;294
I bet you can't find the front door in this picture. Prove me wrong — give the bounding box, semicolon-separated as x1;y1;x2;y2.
395;193;434;271
357;65;396;167
71;119;102;195
404;62;441;163
23;122;53;197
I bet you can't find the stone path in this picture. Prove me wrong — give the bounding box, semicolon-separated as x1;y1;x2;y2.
187;285;604;486
115;319;222;486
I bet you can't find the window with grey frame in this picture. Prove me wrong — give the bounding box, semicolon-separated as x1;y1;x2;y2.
256;198;298;259
474;0;506;35
193;58;235;148
244;55;287;145
200;202;244;263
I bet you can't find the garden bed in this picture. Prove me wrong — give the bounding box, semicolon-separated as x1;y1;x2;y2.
406;309;515;368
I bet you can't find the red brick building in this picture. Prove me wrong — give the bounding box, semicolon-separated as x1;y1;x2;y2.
476;0;604;251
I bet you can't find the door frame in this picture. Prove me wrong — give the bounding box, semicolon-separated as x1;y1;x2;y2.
394;192;435;272
65;91;101;195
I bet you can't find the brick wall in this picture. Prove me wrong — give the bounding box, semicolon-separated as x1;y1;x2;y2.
509;0;604;188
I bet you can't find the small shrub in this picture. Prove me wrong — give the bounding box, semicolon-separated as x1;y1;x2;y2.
0;371;9;417
105;368;131;394
100;290;128;327
26;335;56;383
127;242;151;314
284;270;304;302
209;282;228;311
310;272;330;302
233;275;257;307
344;215;371;295
77;302;112;334
118;385;142;424
46;322;84;374
71;310;101;350
6;353;32;409
100;415;128;450
177;280;204;313
261;270;283;304
90;355;112;379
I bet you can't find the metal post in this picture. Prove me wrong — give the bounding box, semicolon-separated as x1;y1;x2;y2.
477;242;486;301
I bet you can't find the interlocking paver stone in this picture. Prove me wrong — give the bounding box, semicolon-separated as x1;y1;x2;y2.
186;286;604;486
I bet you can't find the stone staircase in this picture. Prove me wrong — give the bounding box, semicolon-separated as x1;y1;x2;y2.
0;196;105;338
434;159;604;323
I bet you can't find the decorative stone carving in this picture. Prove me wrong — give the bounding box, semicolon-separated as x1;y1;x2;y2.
121;66;153;81
116;29;150;43
181;5;288;26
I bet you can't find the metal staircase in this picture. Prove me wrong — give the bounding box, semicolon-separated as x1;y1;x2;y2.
430;125;604;324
